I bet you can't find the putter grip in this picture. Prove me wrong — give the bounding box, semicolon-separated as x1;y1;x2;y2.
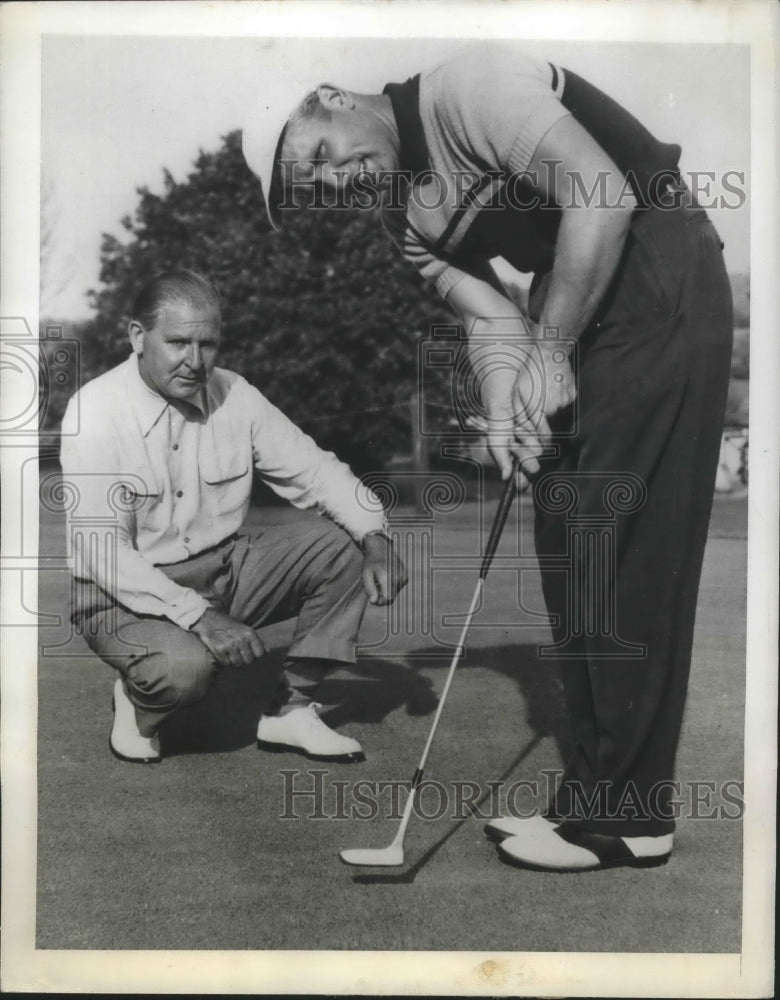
479;461;519;579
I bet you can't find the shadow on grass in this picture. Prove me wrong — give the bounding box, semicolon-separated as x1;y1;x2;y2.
161;637;569;886
327;640;570;753
160;649;285;755
162;641;569;772
335;641;568;884
350;732;543;885
161;650;445;756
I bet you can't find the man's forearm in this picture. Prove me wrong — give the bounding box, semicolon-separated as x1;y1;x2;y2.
535;206;634;345
248;383;385;544
71;524;209;629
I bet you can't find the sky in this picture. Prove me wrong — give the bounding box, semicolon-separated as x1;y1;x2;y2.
41;35;750;319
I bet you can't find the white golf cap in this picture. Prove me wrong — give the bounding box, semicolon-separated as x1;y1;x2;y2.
242;75;322;231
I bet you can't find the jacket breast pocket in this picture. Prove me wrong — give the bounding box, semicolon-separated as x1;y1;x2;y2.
201;450;251;515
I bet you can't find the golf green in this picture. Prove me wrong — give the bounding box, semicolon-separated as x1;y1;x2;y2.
36;493;746;952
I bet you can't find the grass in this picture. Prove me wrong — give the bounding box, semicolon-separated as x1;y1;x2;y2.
36;492;746;952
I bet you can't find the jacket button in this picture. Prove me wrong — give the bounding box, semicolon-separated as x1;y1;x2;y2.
176;490;183;498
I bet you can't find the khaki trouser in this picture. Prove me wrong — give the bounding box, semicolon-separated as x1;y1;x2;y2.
74;518;367;736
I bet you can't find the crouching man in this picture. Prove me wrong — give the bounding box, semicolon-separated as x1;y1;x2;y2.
59;270;406;765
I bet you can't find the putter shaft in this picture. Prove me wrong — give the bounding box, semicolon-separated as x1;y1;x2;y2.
340;463;519;867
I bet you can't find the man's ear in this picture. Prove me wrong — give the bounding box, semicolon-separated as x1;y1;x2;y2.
317;85;354;111
128;320;144;355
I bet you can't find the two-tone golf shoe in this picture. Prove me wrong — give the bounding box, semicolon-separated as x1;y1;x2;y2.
495;819;673;873
484;813;560;841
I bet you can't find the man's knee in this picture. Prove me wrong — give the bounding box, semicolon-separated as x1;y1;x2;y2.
125;637;216;710
314;519;363;581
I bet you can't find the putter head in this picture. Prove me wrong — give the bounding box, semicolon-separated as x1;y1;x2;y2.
339;845;405;867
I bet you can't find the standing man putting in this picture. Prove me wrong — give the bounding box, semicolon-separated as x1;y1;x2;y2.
242;44;734;871
60;270;406;765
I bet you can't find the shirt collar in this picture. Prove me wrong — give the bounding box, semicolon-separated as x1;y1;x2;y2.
382;75;430;179
124;354;209;436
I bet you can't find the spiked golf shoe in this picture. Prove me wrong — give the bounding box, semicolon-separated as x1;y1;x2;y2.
110;678;161;763
257;702;365;763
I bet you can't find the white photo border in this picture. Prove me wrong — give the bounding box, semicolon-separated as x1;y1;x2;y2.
1;1;777;995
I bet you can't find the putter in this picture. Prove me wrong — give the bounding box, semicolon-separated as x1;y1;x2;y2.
340;459;520;867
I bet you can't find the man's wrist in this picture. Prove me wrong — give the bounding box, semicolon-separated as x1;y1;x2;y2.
175;595;212;632
189;606;213;632
533;320;576;357
361;529;392;553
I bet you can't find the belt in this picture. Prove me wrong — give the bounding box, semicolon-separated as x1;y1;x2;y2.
152;532;238;569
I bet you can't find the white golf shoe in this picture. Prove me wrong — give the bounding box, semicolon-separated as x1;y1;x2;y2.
110;678;161;764
257;702;364;763
485;813;560;841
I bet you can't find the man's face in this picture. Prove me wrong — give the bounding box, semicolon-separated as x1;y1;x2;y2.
130;300;221;402
282;93;399;194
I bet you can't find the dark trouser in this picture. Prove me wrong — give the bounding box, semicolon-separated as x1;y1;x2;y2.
531;202;733;836
75;519;367;737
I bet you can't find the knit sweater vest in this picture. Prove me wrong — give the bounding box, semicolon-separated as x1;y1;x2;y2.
384;63;682;290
